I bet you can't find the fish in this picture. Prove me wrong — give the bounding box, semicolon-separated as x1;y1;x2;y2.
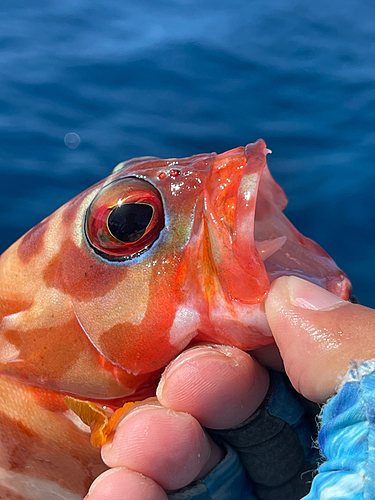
0;139;351;499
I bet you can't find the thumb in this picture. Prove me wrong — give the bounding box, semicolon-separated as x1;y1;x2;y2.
265;276;375;403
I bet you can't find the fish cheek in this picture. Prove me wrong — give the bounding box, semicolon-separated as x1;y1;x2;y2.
95;273;185;374
43;238;124;301
98;321;177;373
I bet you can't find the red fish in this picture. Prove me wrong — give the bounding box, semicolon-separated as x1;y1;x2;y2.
0;139;351;499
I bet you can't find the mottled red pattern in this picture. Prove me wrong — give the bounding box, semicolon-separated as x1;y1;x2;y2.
0;411;104;495
0;298;31;320
3;318;86;384
0;485;32;500
0;413;37;478
43;238;124;301
99;322;176;372
17;219;49;263
98;270;182;373
30;386;67;413
1;316;155;398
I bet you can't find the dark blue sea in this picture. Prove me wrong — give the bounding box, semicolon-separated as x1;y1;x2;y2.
1;0;375;305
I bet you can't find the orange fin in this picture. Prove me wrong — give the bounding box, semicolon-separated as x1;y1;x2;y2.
64;396;137;448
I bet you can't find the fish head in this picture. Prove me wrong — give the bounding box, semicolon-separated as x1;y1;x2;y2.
0;139;351;402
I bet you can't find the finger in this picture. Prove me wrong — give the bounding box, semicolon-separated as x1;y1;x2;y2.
265;276;375;403
251;343;284;372
101;405;223;491
85;467;168;500
157;344;269;429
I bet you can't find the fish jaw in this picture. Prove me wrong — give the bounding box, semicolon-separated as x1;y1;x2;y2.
179;139;351;349
201;141;270;304
202;138;351;302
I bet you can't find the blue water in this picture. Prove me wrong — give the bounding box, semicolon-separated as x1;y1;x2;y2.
1;0;375;305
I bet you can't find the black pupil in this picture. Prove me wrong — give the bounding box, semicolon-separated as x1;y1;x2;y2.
107;203;153;243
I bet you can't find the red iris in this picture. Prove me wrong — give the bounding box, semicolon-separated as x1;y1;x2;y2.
85;177;164;259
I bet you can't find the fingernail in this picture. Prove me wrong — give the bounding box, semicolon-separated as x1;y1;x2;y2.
285;276;346;310
157;345;235;399
84;473;106;499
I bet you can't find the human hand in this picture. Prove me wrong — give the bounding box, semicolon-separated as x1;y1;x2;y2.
84;343;270;500
85;276;375;499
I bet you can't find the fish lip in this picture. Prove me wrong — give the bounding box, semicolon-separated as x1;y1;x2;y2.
202;140;270;304
251;144;352;300
203;138;352;303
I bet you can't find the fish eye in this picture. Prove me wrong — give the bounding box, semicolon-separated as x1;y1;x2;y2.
107;203;154;243
85;177;164;260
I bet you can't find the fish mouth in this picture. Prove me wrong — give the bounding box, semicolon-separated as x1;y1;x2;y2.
204;139;351;303
252;142;351;299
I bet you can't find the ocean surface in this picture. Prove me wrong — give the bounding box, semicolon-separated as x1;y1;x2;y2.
1;0;375;305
